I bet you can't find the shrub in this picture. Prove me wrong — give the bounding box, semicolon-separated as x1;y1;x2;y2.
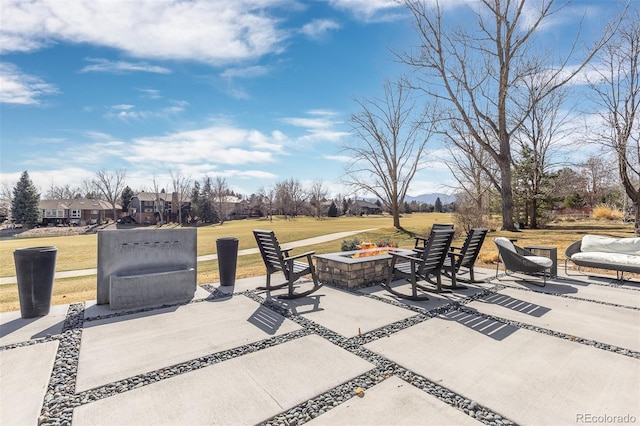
592;204;624;221
341;238;361;251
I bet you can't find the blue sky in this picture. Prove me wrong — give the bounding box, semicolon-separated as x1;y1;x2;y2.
0;0;622;199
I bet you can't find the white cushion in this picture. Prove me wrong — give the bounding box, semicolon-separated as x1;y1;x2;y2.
572;252;640;267
581;235;640;255
525;255;553;268
494;237;516;253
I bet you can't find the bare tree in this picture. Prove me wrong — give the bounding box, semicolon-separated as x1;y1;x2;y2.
170;170;192;225
46;182;80;200
258;186;276;221
342;79;433;229
309;180;329;219
587;8;640;234
94;169;127;222
401;0;618;230
213;175;232;224
580;155;618;207
444;132;497;229
151;175;166;224
80;178;100;199
512;76;573;228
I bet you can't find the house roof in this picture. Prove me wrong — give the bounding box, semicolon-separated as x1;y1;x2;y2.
134;192;168;202
39;198;120;210
354;199;381;209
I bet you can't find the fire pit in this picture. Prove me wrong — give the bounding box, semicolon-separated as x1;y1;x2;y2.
315;248;413;289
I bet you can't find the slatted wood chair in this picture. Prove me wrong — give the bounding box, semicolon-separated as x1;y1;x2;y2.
414;223;454;253
442;227;488;288
253;229;322;299
384;229;455;301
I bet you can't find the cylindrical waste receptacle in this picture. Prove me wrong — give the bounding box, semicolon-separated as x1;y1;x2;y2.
13;246;57;318
216;237;238;286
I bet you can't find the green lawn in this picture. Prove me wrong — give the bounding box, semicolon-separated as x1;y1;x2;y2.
1;213;636;312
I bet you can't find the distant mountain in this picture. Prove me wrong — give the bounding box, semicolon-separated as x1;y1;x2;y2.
405;193;456;205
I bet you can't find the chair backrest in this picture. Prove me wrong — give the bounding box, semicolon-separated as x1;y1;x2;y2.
456;228;488;268
494;237;516;253
432;223;454;232
253;229;286;274
421;229;455;274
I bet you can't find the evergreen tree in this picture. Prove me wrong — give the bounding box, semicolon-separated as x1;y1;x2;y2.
328;201;339;217
434;197;443;213
12;171;40;227
120;186;134;213
199;177;218;223
190;181;201;221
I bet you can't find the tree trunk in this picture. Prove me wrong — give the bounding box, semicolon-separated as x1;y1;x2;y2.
499;162;517;231
530;198;538;229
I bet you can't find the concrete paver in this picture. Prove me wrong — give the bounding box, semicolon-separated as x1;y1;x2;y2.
0;341;58;425
272;285;416;338
499;275;640;307
470;287;640;350
0;304;68;346
364;309;640;425
305;376;480;426
1;264;639;426
76;296;301;392
72;334;374;425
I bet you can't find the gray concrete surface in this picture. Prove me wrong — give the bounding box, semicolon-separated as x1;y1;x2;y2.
97;228;197;306
1;265;639;425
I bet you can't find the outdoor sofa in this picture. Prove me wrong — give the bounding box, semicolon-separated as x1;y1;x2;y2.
565;234;640;279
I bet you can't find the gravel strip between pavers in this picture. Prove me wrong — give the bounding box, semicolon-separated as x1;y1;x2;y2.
2;276;636;425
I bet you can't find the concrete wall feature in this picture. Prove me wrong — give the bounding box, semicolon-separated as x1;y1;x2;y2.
97;229;197;306
110;268;196;310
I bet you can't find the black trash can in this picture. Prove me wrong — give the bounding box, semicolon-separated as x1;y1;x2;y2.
216;237;238;286
13;246;57;318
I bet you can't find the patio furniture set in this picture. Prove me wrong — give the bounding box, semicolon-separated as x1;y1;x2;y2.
253;226;638;298
252;225;490;301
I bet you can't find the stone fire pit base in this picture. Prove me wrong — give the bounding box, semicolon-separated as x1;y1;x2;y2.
315;249;413;290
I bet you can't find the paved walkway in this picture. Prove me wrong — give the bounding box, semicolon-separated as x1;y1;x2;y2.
1;266;638;425
0;229;377;285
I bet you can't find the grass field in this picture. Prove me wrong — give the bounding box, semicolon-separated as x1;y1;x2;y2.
1;213;636;312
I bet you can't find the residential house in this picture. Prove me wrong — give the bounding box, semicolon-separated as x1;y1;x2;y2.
40;198;121;226
351;199;383;215
128;192;191;224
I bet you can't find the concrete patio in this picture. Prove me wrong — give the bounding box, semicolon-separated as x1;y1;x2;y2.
1;267;639;425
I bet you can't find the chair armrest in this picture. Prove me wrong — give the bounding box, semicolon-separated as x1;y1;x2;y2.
414;237;430;248
514;245;535;256
391;252;423;263
284;251;316;261
565;240;582;258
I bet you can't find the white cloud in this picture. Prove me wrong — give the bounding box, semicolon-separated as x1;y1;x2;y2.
300;19;341;39
327;0;404;22
324;154;352;162
80;58;171;74
138;89;162;100
104;101;188;121
129;125;285;165
0;62;59;104
281;110;350;143
221;65;271;79
0;0;291;65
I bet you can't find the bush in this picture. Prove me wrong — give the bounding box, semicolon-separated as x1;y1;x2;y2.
592;204;624;221
341;238;361;251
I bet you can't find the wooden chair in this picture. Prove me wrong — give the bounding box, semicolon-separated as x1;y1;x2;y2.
442;228;488;288
253;229;322;299
414;223;454;252
384;229;455;301
494;237;552;287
